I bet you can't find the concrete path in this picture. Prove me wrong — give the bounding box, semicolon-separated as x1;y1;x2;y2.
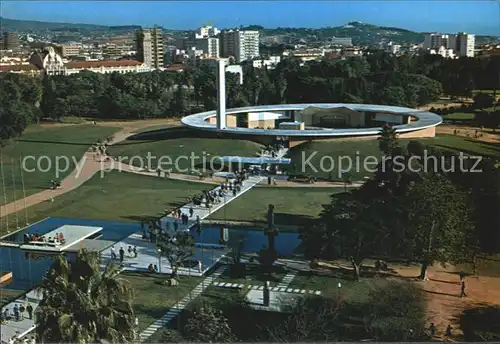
139;265;227;342
0;289;42;343
211;281;321;295
276;272;297;289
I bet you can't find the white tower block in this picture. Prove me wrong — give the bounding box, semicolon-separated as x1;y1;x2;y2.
216;59;226;129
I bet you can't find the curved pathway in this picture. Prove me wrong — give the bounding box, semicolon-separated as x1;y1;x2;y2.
0;126;363;234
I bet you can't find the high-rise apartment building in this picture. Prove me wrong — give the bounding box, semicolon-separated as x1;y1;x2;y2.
220;30;259;63
456;32;475;57
195;25;220;39
197;37;220;58
423;33;452;50
135;25;164;69
1;32;20;51
423;32;475;58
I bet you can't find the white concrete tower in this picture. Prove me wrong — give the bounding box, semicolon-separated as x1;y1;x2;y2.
216;59;226;129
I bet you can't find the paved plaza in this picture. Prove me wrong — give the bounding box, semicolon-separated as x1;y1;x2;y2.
0;289;41;343
100;233;229;276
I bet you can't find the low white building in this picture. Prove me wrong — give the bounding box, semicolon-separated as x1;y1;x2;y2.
429;46;456;59
252;56;281;69
64;60;151;74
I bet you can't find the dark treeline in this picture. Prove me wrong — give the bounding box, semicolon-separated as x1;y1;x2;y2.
1;52;499;142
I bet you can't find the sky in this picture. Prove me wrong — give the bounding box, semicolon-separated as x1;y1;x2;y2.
1;1;499;35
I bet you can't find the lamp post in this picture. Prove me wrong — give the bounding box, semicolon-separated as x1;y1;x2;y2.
337;282;342;303
157;248;162;273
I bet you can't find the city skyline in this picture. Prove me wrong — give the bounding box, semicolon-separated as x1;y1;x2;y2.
1;1;499;36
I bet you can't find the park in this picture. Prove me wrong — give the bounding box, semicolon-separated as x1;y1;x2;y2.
1;52;500;343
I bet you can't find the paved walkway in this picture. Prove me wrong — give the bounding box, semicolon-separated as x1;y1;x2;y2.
139;265;227;342
276;272;297;289
211;281;320;295
0;289;42;343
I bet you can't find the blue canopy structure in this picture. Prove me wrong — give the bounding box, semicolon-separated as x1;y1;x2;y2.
216;156;292;165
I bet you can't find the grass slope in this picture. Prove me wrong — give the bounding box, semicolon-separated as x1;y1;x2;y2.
1;171;208;233
1;124;119;203
108;128;263;173
289;134;500;180
208;187;344;225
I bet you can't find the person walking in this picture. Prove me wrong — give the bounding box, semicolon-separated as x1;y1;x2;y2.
26;303;33;320
13;304;19;321
110;246;117;260
429;322;436;337
19;303;25;320
189;207;194;218
133;246;137;258
119;247;125;262
445;324;453;337
460;279;467;297
128;246;133;257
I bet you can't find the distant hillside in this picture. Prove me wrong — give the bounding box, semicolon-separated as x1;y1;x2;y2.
1;17;498;45
0;17;108;31
243;22;499;46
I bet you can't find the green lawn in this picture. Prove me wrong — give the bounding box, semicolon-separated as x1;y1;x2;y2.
216;264;288;287
1;124;119;204
289;134;500;180
288;271;378;303
1;172;209;234
443;112;476;121
108;128;263;173
208;187;343;225
122;272;202;331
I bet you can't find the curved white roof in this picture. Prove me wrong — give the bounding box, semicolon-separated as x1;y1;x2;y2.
181;103;442;137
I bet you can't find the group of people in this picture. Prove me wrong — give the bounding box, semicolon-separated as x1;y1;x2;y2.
428;322;454;338
49;180;61;190
23;232;65;245
1;302;34;323
147;264;159;273
110;245;137;262
5;335;35;344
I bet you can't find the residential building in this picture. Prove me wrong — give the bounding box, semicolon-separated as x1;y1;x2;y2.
220;30;259;63
197;37;220;58
195;25;220;39
64;60;151;74
196;58;243;84
1;32;20;51
1;47;151;76
456;32;475;57
390;44;401;54
135;25;164;69
60;44;81;57
253;56;281;69
331;36;352;46
430;46;456;59
423;32;475;57
423;33;453;50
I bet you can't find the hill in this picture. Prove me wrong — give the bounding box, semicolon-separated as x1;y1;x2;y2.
0;17;108;31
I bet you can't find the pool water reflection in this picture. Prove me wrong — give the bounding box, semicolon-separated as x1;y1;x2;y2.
1;218;300;293
189;226;300;256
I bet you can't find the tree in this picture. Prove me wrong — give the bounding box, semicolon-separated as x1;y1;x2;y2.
473;93;495;109
400;176;475;280
266;295;341;342
310;191;390;281
183;305;235;342
157;231;195;279
364;281;427;341
36;249;136;343
378;123;399;156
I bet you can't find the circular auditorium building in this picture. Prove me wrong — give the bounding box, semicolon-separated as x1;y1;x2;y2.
181;61;442;148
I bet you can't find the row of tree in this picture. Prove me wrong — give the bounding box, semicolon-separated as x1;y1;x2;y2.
1;53;499;142
301;124;500;280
